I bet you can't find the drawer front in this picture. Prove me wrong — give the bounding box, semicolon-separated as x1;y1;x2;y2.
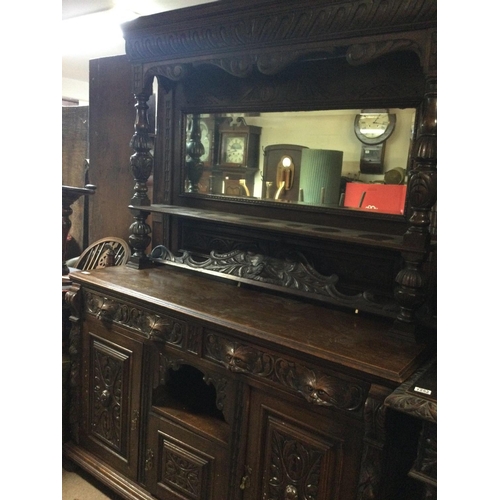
81;318;143;480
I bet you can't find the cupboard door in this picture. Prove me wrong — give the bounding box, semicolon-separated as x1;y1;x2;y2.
81;318;143;480
243;388;363;500
145;413;230;500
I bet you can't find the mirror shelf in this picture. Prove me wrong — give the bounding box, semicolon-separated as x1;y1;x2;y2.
141;204;406;252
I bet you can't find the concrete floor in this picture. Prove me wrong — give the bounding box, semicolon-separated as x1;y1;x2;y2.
62;463;123;500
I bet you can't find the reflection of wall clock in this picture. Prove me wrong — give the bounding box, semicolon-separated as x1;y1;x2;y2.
218;117;261;168
354;109;396;174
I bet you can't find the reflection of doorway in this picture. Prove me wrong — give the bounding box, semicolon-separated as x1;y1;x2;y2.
62;104;89;251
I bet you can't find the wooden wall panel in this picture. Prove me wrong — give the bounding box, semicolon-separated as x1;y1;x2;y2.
62;105;89;255
88;55;135;245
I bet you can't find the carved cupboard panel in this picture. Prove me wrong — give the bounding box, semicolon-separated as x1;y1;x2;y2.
80;317;144;480
243;388;363;500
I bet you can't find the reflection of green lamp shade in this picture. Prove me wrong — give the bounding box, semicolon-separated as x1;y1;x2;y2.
299;149;343;205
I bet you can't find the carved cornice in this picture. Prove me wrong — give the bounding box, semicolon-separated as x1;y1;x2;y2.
204;332;367;412
83;290;187;346
152;247;399;318
124;0;436;66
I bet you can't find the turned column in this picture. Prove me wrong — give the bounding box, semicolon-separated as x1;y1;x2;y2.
393;76;437;340
128;91;154;269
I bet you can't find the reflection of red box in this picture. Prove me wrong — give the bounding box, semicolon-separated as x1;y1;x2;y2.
344;183;407;215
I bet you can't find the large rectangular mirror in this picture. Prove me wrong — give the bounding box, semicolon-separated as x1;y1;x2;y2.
184;108;415;216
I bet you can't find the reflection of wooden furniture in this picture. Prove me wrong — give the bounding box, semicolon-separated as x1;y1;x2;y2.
62;185;96;276
262;144;307;201
73;237;131;270
385;359;437;500
63;2;437;500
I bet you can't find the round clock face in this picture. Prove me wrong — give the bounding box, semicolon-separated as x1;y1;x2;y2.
354;111;396;145
358;113;391;139
225;136;245;163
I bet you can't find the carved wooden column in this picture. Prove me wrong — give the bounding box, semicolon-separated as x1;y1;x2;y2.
128;91;154;269
393;73;437;340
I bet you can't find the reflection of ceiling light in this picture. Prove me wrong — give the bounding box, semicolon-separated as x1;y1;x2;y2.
61;7;139;56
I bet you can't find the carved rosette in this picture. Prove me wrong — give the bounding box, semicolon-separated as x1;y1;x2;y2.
84;291;187;346
205;333;366;412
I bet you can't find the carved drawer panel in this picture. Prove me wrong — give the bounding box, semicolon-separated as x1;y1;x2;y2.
83;289;188;348
146;413;231;500
203;330;368;415
81;318;143;480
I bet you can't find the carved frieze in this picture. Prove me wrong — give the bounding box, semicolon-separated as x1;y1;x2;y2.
124;0;436;66
83;290;187;346
204;333;366;412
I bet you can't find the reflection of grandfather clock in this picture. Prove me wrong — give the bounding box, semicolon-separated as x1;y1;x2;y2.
215;117;262;196
354;109;396;174
218;117;261;168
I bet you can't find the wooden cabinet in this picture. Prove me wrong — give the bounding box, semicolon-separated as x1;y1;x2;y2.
64;265;429;500
64;2;437;499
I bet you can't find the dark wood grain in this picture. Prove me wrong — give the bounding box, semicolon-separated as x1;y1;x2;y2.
70;265;427;383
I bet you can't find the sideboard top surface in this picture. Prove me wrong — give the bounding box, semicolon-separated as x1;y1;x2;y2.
70;265;429;384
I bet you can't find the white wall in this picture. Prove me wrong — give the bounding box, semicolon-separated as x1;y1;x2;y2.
62;77;89;106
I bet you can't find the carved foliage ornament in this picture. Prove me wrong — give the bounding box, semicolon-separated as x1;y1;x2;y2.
154;248;398;317
268;429;323;500
84;291;187;345
205;333;366;412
